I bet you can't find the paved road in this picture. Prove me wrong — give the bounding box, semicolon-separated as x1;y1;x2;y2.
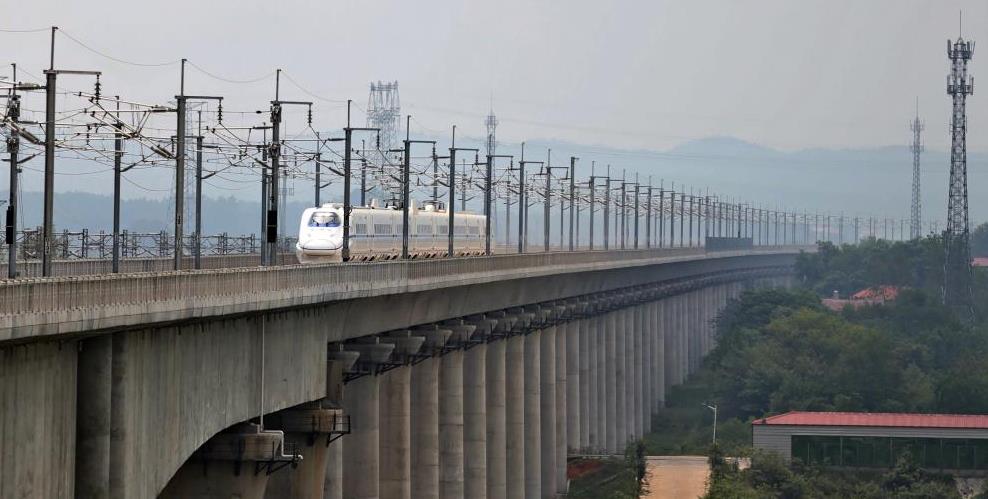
643;456;710;499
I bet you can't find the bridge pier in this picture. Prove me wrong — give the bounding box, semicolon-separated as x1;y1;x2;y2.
556;309;571;493
524;326;542;498
438;325;471;498
486;314;512;499
540;323;557;498
159;423;295;499
504;325;527;499
462;324;487;499
265;401;348;499
410;327;449;498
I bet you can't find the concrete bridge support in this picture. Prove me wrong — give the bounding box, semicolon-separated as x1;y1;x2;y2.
265;401;348;499
343;375;381;499
485;334;507;499
524;329;542;498
504;332;527;499
159;423;292;499
555;318;570;493
463;341;487;499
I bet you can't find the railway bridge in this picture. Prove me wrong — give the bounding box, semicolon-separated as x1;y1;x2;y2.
0;245;805;499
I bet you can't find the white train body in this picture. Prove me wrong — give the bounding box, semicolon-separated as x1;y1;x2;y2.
296;200;487;263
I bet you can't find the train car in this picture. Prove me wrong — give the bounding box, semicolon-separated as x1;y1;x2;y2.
296;199;487;263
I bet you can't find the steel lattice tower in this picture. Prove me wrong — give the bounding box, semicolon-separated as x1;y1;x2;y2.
944;35;975;317
366;81;401;151
485;107;498;158
909;102;924;239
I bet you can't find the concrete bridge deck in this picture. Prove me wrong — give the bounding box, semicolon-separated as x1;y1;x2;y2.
0;246;808;499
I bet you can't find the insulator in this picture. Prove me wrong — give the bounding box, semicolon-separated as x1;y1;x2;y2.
217;102;223;124
94;76;101;102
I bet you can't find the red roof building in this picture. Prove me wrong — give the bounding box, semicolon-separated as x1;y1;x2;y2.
753;411;988;472
820;286;899;312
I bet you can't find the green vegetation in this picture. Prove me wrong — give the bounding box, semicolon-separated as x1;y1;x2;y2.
567;441;648;499
707;449;960;498
645;237;988;497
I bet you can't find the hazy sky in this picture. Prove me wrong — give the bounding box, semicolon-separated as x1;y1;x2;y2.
7;0;988;153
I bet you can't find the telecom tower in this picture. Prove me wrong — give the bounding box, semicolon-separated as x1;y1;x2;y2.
366;81;401;151
909;102;924;239
944;34;975;317
485;106;498;157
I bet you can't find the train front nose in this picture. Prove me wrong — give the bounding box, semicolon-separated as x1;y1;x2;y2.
301;233;343;252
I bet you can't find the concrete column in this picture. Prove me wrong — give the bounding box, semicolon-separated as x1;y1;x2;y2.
578;316;591;451
343;375;381;499
662;298;675;391
76;335;112;499
595;312;607;453
540;325;557;498
653;301;665;410
411;356;441;498
485;338;506;499
524;330;542;498
325;438;343;499
160;424;288;499
633;304;645;438
555;318;569;493
266;402;348;499
624;306;636;442
380;367;412;499
566;316;580;454
505;334;526;499
439;350;465;499
604;311;618;453
463;343;487;499
617;306;630;449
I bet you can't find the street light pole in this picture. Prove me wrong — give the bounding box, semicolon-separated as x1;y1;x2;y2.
704;403;718;445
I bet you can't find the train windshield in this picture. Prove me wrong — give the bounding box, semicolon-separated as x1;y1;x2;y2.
309;211;341;228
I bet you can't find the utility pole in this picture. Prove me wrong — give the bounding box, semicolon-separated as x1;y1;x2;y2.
910;99;924;239
944;31;975;317
604;165;612;250
41;27;102;276
658;183;665;248
645;179;652;249
264;70;310;265
544;150;552;252
668;184;676;248
4;64;40;278
175;59;222;269
447;126;478;257
589;162;600;250
314;131;322;207
194;129;205;269
402;116;435;259
569;157;577;251
487;154;513;256
633;174;640;249
341;101;378;262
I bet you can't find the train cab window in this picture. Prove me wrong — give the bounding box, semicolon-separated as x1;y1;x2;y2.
309;212;341;227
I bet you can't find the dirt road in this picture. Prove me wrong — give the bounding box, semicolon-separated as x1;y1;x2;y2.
642;456;710;499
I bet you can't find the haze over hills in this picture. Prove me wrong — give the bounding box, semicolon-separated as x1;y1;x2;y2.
4;136;982;237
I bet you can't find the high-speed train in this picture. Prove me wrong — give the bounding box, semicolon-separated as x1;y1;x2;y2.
296;199;488;263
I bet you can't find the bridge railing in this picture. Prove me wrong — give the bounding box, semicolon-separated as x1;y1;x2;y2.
0;246;808;318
